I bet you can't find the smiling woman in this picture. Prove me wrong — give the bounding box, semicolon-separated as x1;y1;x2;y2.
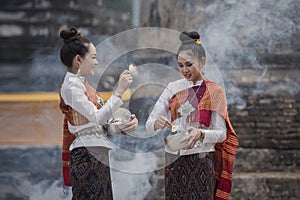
146;31;238;200
58;27;138;198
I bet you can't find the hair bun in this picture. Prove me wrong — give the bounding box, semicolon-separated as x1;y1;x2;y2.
179;31;200;43
60;27;81;44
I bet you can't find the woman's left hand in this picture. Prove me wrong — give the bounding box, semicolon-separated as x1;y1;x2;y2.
181;126;203;150
119;114;138;134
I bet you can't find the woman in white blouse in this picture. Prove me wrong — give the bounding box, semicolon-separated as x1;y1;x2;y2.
59;27;138;199
146;31;238;200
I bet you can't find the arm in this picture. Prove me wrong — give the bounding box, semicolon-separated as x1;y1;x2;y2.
62;80;123;126
145;86;173;133
202;111;226;143
183;111;226;149
62;70;133;126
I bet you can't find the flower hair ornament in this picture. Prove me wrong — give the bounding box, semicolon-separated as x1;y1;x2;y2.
195;39;201;45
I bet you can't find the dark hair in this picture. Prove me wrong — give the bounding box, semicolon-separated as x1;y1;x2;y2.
177;31;206;60
59;27;90;68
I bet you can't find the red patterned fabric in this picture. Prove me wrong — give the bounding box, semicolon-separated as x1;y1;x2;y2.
168;80;238;200
165;152;216;199
69;147;113;199
59;80;101;186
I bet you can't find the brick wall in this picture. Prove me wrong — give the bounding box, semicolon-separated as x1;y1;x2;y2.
230;96;300;150
0;0;131;62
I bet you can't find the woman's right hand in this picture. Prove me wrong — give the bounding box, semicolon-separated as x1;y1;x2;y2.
119;114;139;134
154;116;172;131
114;70;133;96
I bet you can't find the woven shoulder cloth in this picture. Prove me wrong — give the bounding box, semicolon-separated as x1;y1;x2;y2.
168;80;238;200
59;80;101;186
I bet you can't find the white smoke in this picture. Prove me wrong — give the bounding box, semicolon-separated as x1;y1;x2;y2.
201;0;299;105
110;152;159;200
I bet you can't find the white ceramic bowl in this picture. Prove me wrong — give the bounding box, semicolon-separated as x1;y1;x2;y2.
163;130;188;151
105;108;131;135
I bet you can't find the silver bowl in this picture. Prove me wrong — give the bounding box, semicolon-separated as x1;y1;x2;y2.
104;108;131;135
163;130;188;151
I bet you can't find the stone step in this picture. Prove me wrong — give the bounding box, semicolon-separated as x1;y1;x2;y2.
235;131;300;150
231;172;300;200
145;172;300;200
234;148;299;173
224;67;300;86
211;51;300;73
258;51;300;66
229;96;300;149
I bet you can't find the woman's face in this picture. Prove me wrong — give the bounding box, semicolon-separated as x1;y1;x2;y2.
178;50;205;83
78;43;98;76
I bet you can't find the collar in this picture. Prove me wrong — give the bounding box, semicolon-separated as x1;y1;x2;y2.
65;72;86;83
184;79;203;87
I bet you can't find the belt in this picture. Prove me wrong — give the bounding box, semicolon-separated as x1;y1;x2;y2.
75;126;106;139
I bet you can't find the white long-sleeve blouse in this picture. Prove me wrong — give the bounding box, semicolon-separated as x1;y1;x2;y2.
146;79;227;155
61;72;123;150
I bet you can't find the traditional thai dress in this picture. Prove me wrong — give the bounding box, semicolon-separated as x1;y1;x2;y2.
146;79;238;200
59;72;123;199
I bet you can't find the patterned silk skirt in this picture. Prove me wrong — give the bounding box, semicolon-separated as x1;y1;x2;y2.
165;152;216;200
69;147;113;200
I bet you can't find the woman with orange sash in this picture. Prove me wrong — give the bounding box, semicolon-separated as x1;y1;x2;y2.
146;31;238;200
58;27;138;199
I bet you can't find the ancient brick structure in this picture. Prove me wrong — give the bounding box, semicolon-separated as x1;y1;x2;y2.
0;0;131;62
